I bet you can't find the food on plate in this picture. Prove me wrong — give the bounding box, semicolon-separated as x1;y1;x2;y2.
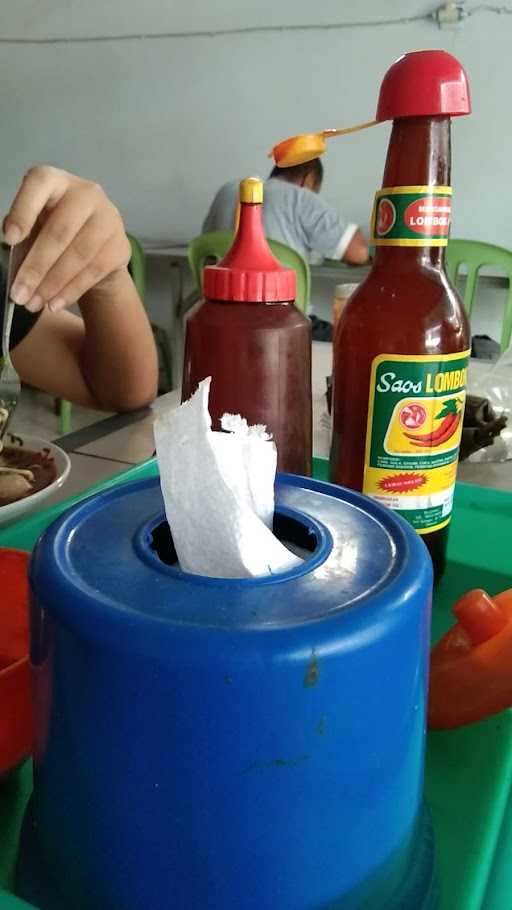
0;434;57;507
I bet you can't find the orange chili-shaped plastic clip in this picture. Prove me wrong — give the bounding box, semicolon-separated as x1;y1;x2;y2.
428;588;512;730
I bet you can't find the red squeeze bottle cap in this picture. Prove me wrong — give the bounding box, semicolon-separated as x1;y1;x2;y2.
376;49;471;121
203;177;296;302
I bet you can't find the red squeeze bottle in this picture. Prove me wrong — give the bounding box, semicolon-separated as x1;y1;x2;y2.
330;51;471;580
182;177;312;475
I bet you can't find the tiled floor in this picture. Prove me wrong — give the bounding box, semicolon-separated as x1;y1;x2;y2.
47;452;135;505
77;419;157;463
11;386;112;442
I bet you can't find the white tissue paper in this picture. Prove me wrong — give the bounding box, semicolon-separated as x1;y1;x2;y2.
153;377;301;578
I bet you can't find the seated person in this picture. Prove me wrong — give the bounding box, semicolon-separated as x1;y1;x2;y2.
1;166;158;413
202;158;369;266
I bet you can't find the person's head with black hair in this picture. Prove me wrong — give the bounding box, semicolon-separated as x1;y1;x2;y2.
269;158;323;194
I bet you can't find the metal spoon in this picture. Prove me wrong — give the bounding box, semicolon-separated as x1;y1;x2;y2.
0;247;22;442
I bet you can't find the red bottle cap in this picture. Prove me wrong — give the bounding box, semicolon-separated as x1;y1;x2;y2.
203;178;296;302
376;50;471;121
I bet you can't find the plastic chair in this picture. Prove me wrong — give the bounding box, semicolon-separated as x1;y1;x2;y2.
127;233;146;300
187;230;311;313
127;234;173;392
57;399;72;435
446;239;512;352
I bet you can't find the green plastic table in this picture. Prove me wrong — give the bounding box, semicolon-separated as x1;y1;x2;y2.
0;457;511;910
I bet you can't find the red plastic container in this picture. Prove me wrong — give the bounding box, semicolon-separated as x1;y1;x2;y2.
182;178;312;475
376;49;471;121
0;549;32;776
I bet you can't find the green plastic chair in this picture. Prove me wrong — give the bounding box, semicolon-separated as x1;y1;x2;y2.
127;234;173;393
127;233;146;300
187;230;311;313
446;239;512;352
57;398;72;436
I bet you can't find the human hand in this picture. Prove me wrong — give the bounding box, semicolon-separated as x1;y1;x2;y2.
3;166;131;313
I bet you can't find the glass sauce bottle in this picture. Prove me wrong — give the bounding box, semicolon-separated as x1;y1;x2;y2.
330;51;471;579
182;177;312;475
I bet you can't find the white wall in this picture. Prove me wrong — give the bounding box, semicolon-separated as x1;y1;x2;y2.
0;0;509;246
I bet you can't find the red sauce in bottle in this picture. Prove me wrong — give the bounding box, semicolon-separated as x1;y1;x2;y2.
182;178;312;475
331;111;470;580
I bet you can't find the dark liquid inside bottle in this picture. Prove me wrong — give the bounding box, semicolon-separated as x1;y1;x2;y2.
330;117;470;580
182;299;312;475
182;200;312;476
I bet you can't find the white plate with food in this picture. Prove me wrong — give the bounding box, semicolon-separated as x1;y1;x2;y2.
0;433;71;528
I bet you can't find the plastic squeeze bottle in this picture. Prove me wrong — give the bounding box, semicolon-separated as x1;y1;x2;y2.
182;177;312;475
330;50;471;580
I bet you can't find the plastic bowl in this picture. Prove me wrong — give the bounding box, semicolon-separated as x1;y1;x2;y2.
0;548;31;776
0;435;71;529
271;133;326;167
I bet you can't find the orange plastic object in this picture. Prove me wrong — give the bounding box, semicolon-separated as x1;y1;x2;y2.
270;133;326;167
0;548;32;775
428;588;512;730
269;121;377;168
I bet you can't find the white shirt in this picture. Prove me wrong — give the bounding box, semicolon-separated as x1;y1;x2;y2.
202;178;358;261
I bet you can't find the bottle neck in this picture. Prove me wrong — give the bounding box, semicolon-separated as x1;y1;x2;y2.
374;116;451;271
222;203;265;267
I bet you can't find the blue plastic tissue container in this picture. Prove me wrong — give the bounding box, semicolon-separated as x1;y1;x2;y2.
17;474;435;909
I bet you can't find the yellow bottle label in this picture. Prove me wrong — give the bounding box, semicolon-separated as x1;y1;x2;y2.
363;351;470;535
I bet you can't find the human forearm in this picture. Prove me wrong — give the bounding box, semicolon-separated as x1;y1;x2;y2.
342;229;369;265
79;269;158;411
4;166;159;410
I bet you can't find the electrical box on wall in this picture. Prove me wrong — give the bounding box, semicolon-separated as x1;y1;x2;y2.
433;1;466;29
